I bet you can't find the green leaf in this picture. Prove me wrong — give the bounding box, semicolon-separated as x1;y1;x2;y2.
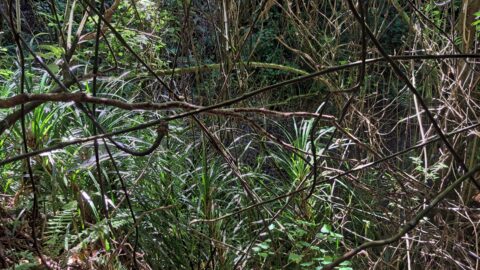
330;232;344;239
321;256;333;264
0;69;14;79
47;63;59;74
258;252;269;258
295;228;307;236
81;190;100;221
301;261;314;267
104;238;111;251
257;242;269;250
288;253;303;263
320;224;331;233
299;241;311;247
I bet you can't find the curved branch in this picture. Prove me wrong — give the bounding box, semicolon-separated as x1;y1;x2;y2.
108;120;168;156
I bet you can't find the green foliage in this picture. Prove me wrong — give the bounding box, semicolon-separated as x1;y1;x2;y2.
2;0;478;269
473;10;480;35
410;156;448;183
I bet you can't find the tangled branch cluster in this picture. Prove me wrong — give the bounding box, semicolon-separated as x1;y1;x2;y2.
1;0;480;269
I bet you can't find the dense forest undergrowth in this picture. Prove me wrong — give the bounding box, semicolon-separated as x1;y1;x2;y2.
0;0;480;269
